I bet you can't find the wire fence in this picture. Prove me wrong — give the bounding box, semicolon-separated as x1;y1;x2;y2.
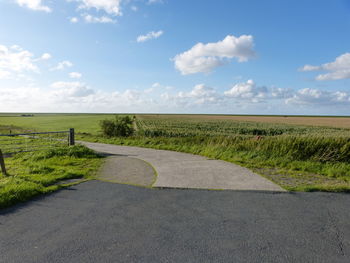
0;129;75;157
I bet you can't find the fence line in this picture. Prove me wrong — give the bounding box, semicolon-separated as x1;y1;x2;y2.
0;128;75;156
0;131;70;137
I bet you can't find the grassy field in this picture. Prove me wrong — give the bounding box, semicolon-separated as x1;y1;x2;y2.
0;113;116;134
1;113;350;133
1;113;350;192
0;145;103;208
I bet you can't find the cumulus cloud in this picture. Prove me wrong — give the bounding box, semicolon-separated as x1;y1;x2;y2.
69;72;82;79
69;0;123;16
0;78;156;112
40;53;52;60
1;80;350;113
137;30;163;43
147;0;163;4
300;53;350;81
163;84;220;106
50;60;73;71
16;0;51;12
50;81;94;98
286;88;350;105
270;87;294;99
83;14;116;23
174;35;255;75
224;80;268;102
0;44;42;79
70;17;79;23
151;82;173;91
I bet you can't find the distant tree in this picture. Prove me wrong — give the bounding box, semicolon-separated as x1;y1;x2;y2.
100;115;134;137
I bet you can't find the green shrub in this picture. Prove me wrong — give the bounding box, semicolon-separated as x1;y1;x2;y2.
100;116;134;137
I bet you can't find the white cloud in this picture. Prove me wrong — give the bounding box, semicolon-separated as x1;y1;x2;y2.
151;82;173;91
147;0;163;4
1;80;350;113
299;64;320;72
300;53;350;81
83;14;116;23
16;0;51;12
50;60;73;71
69;0;123;16
286;88;350;105
131;5;138;11
0;71;11;79
0;44;41;79
137;30;163;43
69;72;82;79
270;87;294;99
174;35;255;75
164;84;220;106
152;82;161;88
50;81;94;98
40;53;52;60
144;88;154;94
70;17;79;23
224;80;267;102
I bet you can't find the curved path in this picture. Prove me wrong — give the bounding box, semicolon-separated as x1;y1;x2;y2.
82;141;284;191
98;156;156;187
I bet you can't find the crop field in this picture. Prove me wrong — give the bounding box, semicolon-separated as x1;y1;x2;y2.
1;113;350;134
135;115;349;137
150;114;350;129
1;113;350;192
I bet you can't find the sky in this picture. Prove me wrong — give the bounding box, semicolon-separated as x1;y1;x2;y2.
0;0;350;115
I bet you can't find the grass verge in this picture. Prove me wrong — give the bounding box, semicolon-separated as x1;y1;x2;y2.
0;145;103;209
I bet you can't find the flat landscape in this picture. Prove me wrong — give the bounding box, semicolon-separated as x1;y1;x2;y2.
2;2;350;261
1;113;350;132
1;113;350;195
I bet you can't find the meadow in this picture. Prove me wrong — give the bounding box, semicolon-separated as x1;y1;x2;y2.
1;113;350;192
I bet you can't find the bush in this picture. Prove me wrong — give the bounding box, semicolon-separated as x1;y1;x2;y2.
100;115;134;137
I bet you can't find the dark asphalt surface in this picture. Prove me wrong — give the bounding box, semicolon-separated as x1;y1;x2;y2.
0;181;349;263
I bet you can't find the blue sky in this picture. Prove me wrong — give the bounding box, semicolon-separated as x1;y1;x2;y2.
1;0;350;114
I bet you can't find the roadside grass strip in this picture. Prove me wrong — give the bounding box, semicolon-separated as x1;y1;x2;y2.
0;145;103;209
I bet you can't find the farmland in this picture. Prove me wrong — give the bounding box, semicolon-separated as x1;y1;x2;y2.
1;113;350;133
1;113;350;192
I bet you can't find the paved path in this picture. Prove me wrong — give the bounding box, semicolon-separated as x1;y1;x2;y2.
98;156;156;187
82;142;284;191
1;181;349;263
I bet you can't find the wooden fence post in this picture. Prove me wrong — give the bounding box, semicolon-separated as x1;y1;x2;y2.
69;128;75;146
0;149;7;176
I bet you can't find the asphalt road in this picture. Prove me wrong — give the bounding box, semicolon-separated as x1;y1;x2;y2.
1;181;349;263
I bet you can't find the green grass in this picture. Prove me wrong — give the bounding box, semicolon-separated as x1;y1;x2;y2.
1;113;350;192
0;113;121;134
0;145;103;209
